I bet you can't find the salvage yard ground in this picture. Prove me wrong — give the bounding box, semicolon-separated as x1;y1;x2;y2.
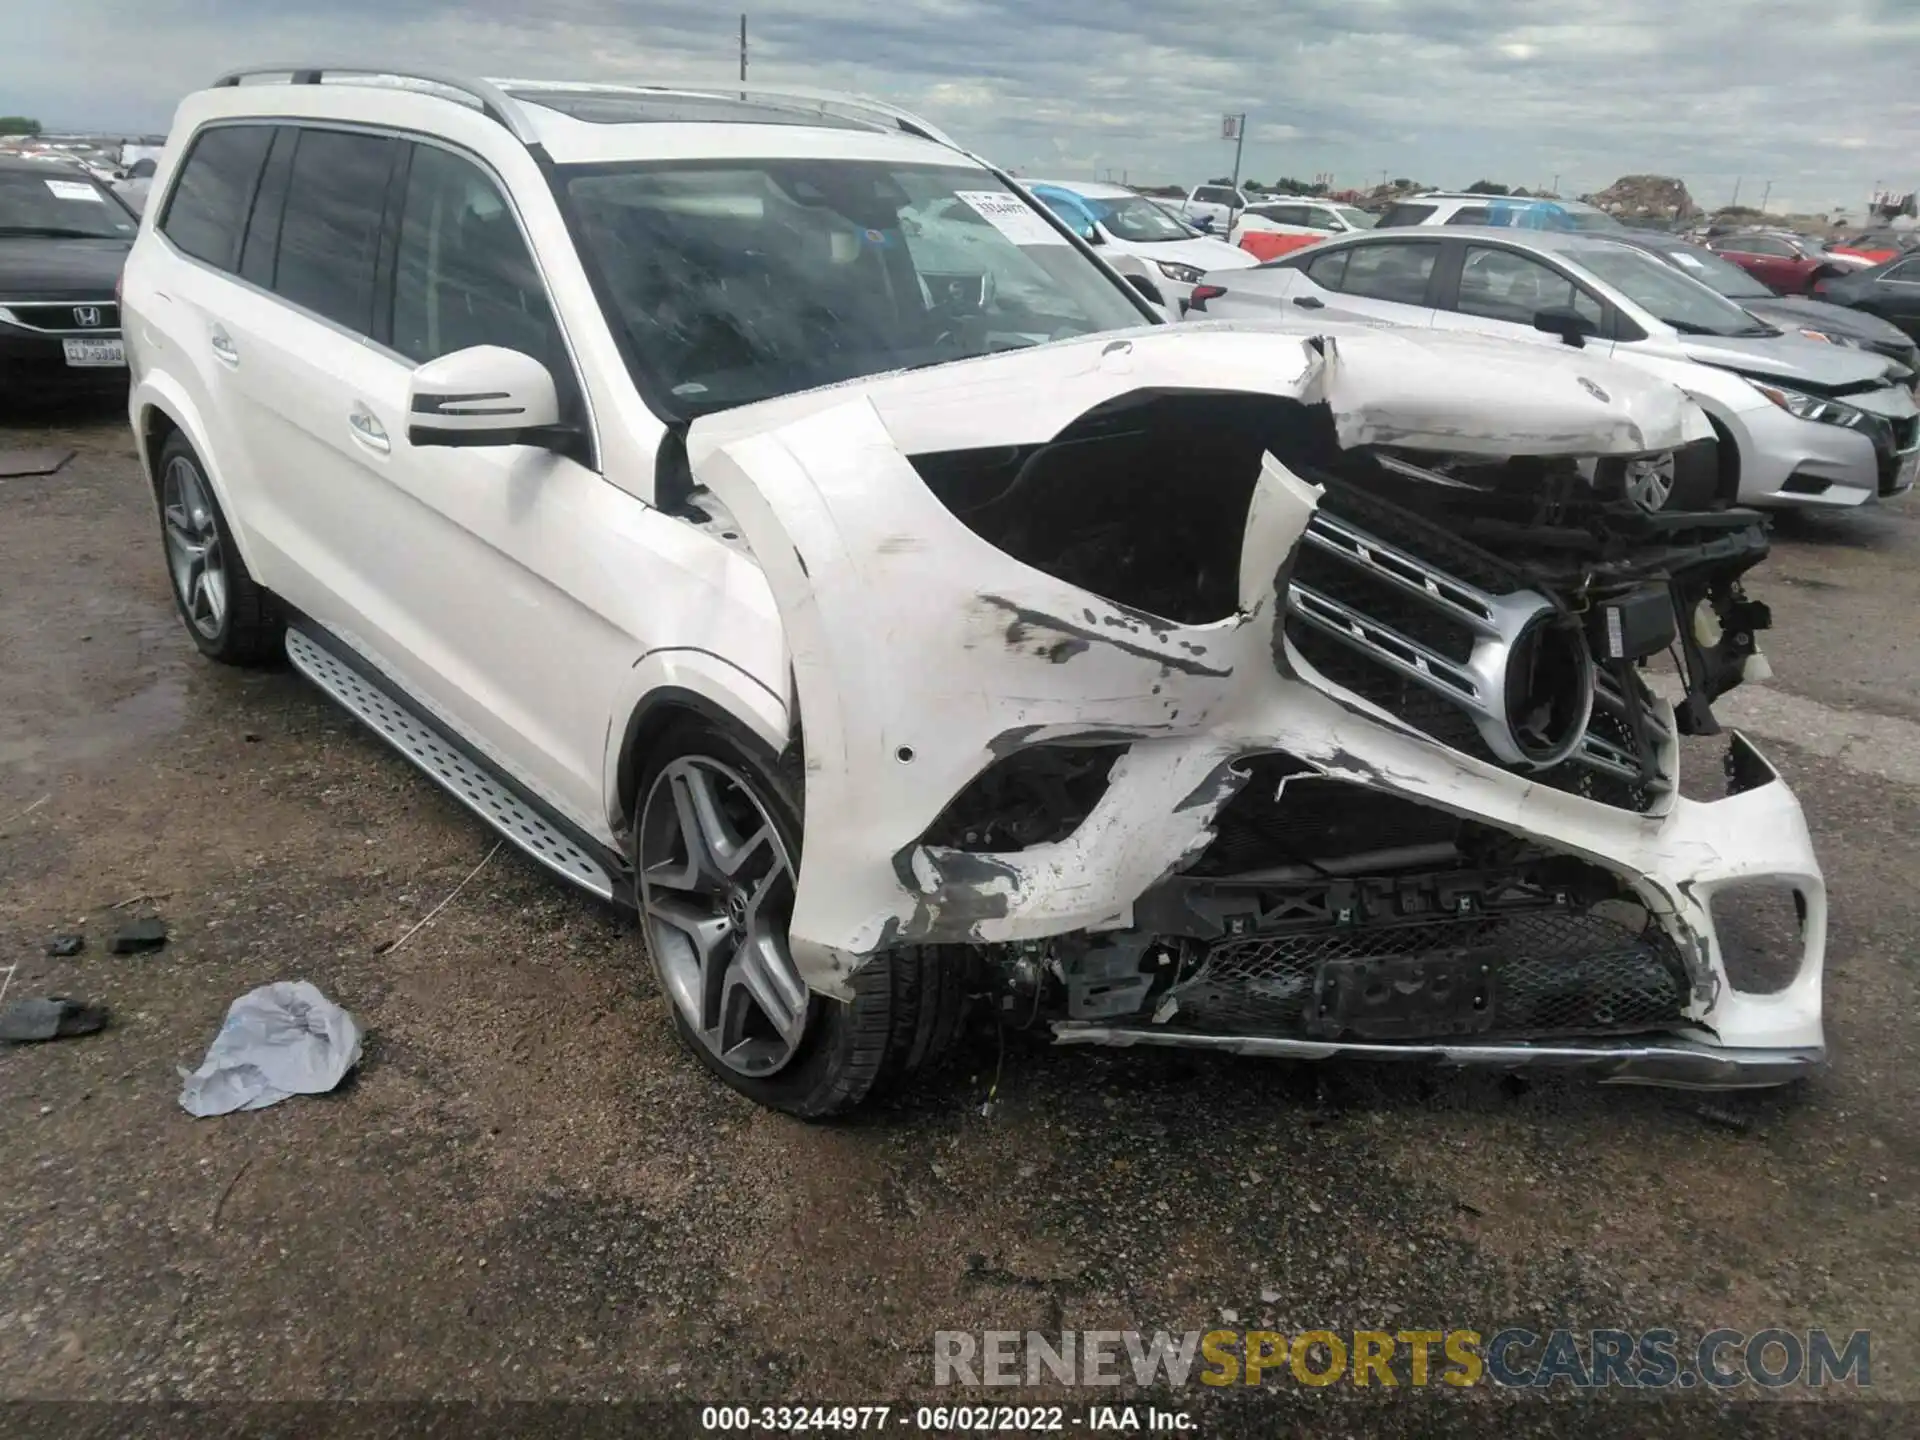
2;405;1919;1431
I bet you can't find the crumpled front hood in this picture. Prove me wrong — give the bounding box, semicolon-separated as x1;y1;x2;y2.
1679;331;1900;387
690;324;1711;464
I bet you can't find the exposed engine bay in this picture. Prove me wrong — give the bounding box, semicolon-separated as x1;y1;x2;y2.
687;325;1825;1088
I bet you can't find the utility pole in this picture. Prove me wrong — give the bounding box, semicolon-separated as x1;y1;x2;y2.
1551;172;1560;196
739;14;748;97
1730;176;1742;208
1760;179;1772;213
1221;112;1248;192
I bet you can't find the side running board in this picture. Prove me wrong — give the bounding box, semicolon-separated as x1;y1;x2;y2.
284;625;625;905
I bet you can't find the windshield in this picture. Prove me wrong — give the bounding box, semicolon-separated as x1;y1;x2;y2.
560;160;1151;418
1571;244;1774;337
1655;245;1772;299
1334;207;1378;230
0;169;135;239
1080;194;1195;243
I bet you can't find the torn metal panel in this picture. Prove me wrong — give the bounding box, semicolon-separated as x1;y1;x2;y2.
686;324;1824;1073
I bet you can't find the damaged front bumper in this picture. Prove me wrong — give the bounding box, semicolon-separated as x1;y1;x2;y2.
687;326;1826;1088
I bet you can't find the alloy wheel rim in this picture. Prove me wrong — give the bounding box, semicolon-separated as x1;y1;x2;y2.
1624;453;1677;513
161;456;227;639
637;755;809;1076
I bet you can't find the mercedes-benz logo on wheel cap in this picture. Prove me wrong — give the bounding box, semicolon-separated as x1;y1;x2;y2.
72;306;102;328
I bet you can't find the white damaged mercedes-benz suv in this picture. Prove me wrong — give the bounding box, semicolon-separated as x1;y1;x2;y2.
123;68;1824;1116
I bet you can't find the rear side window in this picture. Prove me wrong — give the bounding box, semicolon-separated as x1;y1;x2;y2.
1445;206;1490;226
1376;203;1436;228
392;144;562;370
1195;186;1238;206
1456;245;1604;327
272;128;396;335
1339;242;1439;305
1303;247;1351;290
160;125;274;270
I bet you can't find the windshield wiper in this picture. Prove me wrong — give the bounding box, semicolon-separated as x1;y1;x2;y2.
0;226;114;240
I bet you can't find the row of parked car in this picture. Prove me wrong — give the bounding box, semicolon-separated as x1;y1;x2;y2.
1004;178;1918;512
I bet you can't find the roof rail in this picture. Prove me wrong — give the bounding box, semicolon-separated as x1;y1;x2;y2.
490;78;977;158
209;64;543;145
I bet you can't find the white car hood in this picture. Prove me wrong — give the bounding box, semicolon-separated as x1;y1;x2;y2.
683;327;1714;996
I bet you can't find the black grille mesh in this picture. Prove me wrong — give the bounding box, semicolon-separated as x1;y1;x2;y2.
1177;909;1691;1040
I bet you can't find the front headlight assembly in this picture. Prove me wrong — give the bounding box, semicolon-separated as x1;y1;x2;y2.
1153;258;1207;286
1750;380;1870;430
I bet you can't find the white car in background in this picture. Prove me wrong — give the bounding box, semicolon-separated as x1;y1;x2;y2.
1025;179;1254;315
1186;226;1920;508
1230;196;1377;260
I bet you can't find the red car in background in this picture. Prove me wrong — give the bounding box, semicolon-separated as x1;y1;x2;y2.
1703;231;1872;295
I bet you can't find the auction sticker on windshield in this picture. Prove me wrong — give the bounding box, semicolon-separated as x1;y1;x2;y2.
45;179;105;202
955;191;1067;246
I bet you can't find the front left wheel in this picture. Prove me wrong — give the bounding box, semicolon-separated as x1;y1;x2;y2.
154;431;281;665
633;719;971;1118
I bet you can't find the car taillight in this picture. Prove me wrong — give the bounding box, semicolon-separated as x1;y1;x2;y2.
1188;283;1226;312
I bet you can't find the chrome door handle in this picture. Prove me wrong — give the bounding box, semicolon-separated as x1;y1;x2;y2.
348;405;390;455
209;326;239;366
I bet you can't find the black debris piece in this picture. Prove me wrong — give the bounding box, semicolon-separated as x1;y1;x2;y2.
0;996;110;1043
109;916;169;954
45;934;86;958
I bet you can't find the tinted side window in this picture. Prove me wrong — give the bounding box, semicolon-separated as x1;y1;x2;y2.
1339;243;1439;305
1196;186;1237;206
1730;236;1791;257
1304;247;1351;290
160;125;274;270
1883;258;1920;282
273;128;395;335
1457;245;1604;327
238;127;297;288
1269;205;1311;226
392;144;562;374
1376;203;1436;228
1445;206;1491;226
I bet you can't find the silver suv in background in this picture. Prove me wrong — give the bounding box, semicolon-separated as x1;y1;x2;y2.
1190;226;1920;508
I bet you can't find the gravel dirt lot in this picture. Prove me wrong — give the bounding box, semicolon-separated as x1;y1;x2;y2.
2;403;1917;1437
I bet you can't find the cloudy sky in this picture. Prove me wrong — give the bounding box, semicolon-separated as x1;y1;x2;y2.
6;1;1917;213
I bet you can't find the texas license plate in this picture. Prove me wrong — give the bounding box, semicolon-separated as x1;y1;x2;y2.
62;337;125;368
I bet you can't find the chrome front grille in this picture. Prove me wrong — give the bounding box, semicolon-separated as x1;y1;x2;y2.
0;300;121;334
1285;496;1671;812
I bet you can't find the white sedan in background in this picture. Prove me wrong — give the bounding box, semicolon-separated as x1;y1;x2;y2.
1023;178;1254;316
1184;226;1920;509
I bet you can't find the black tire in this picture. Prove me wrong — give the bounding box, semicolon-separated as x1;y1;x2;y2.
632;718;972;1118
153;431;282;665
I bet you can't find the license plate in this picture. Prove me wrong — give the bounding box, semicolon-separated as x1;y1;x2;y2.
62;337;125;368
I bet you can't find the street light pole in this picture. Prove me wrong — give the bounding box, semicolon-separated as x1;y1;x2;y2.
1229;112;1247;192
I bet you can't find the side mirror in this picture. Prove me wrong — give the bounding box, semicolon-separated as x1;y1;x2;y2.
1078;221;1102;245
407;345;565;449
1533;306;1598;348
